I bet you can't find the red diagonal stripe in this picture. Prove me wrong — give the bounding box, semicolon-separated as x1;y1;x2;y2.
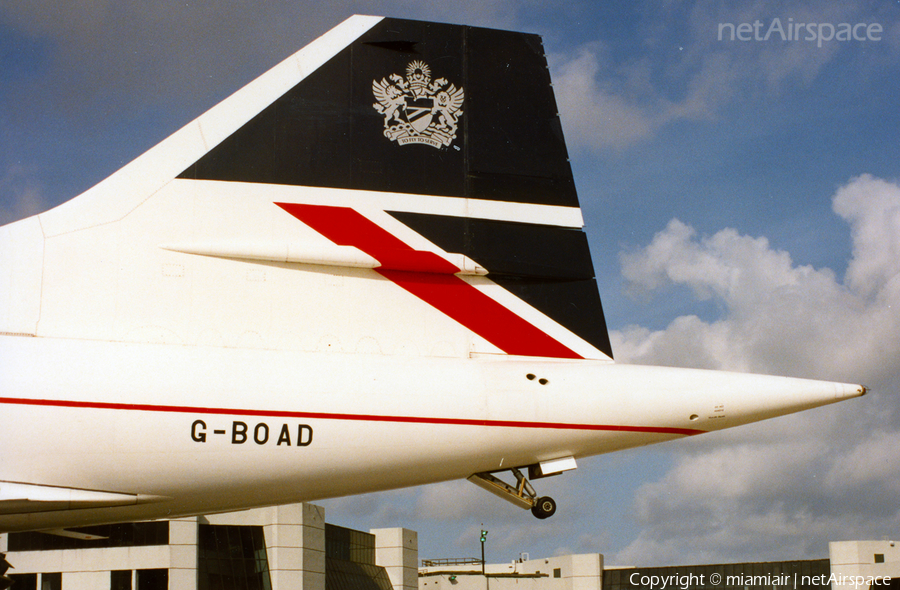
276;203;582;359
278;202;459;274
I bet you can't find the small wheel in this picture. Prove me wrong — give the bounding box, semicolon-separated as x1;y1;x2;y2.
531;496;557;519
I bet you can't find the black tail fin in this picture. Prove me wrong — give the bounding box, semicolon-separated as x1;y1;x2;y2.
180;19;576;206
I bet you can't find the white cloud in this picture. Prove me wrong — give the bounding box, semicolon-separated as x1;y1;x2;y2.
614;174;900;383
0;164;47;226
824;430;900;495
834;174;900;301
614;422;900;566
551;0;886;152
551;47;658;151
607;174;900;565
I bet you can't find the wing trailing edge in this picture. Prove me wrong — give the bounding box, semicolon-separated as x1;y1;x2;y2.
0;482;168;515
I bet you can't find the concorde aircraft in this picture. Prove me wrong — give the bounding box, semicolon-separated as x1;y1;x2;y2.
0;15;865;533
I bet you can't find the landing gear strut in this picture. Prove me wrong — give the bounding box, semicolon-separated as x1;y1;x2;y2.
467;466;559;520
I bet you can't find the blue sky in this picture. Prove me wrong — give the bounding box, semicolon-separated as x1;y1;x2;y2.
2;0;900;567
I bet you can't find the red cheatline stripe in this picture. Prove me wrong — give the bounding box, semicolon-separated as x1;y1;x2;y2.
276;202;582;360
0;397;705;436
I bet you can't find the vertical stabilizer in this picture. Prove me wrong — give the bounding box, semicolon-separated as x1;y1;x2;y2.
6;16;613;360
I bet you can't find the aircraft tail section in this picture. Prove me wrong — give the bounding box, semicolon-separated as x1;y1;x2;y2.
1;16;613;360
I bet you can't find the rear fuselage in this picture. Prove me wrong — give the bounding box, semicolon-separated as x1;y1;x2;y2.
0;334;863;531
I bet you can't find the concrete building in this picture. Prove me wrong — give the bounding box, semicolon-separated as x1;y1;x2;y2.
2;502;898;590
420;540;900;590
830;541;900;590
0;503;416;590
605;541;900;590
420;554;603;590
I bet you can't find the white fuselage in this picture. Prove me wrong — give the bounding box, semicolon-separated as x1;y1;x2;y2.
0;334;863;532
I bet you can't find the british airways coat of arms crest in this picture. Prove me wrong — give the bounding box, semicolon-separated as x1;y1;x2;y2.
372;60;465;149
